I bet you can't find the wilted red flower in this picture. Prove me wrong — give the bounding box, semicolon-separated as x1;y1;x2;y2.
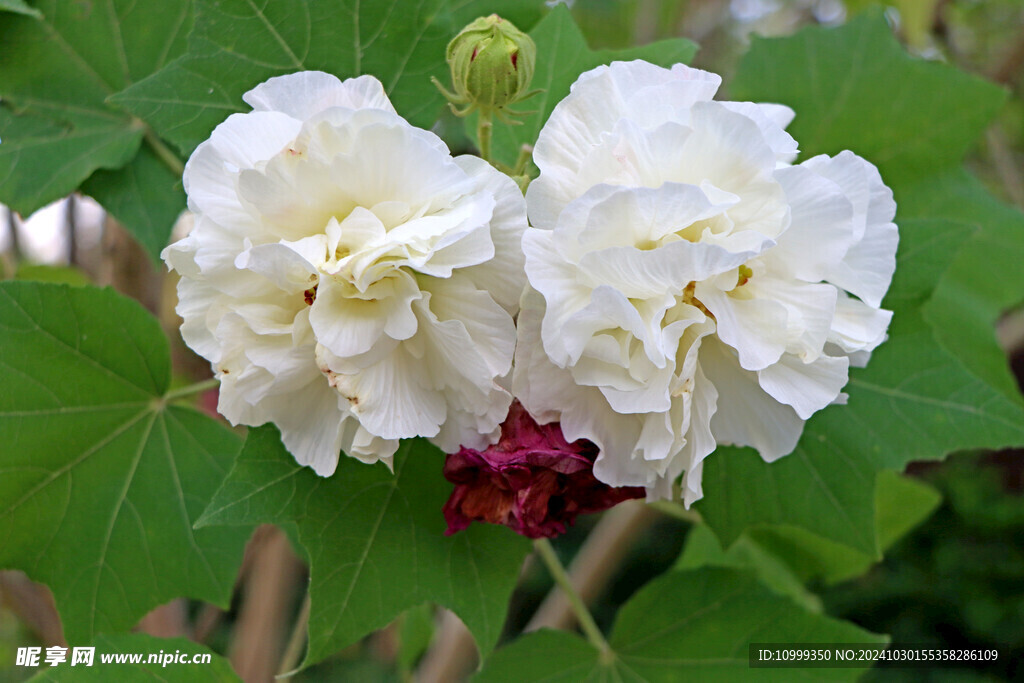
442;401;645;538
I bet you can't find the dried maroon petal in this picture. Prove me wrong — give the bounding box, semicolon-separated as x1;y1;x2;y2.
442;402;645;538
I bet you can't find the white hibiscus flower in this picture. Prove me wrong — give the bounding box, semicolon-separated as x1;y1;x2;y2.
164;71;528;475
514;61;897;504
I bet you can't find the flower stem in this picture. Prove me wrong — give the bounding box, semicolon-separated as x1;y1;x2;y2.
143;126;186;178
532;538;611;655
277;591;311;678
476;112;493;163
511;143;533;177
163;378;219;402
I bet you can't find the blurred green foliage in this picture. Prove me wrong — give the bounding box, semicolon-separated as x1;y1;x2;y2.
822;451;1024;681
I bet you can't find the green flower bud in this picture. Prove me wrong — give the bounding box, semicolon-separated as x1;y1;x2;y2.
443;15;536;115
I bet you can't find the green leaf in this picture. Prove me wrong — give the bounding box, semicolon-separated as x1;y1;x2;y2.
15;263;91;287
676;525;823;613
0;282;249;643
113;0;546;158
0;0;190;258
474;4;697;168
397;603;436;674
680;472;941;591
27;633;240;682
0;0;40;19
197;424;531;667
80;145;186;261
745;471;941;586
0;106;142;214
731;11;1006;186
698;216;1024;554
476;567;886;681
873;469;942;550
475;630;600;682
900;168;1024;403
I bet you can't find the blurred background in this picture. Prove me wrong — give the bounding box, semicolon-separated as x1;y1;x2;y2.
2;0;1022;681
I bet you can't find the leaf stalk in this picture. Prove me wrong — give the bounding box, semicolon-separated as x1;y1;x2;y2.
477;112;493;163
143;126;186;178
532;537;611;656
163;378;220;402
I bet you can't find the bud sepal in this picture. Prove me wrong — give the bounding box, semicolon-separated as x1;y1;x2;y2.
432;14;539;123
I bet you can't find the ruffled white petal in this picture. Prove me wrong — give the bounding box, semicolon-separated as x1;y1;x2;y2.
701;339;804;461
719;101;798;164
166;71;524;474
183;111;302;230
696;283;788;371
802;151;898;307
453;155;529;314
757;353;850;420
829;292;893;357
517;60;897;505
243;71;396;118
528;61;721;230
770;164;855;282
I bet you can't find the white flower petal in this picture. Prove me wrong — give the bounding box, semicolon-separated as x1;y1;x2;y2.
803;151;898;306
745;277;838;361
310;271;421;358
174;279;224;363
829;218;899;308
513;287;580;424
829;292;893;356
419;275;515;378
719;101;798;163
412;289;513;453
236;242;320;294
454;155;529;314
696;282;788;371
771;164;855;282
343;421;399;467
757;353;850;420
523;230;593;366
570;182;739;251
243;72;396;118
528;61;720;230
325;344;445;440
183;111;302;229
701;339;804;461
678;363;719;506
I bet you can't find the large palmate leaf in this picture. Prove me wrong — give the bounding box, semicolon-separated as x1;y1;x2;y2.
28;634;240;682
731;11;1005;187
679;472;942;607
475;4;697;168
113;0;546;158
476;567;886;681
904;169;1024;402
696;14;1024;555
197;424;531;667
0;1;189;257
79;146;189;262
0;282;249;643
